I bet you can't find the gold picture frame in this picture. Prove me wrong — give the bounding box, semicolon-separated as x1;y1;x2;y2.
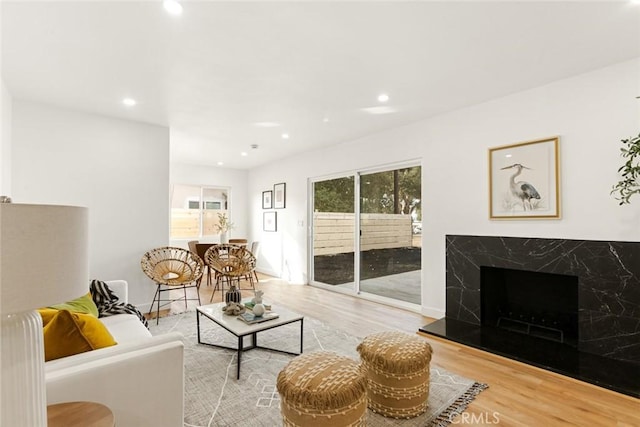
489;136;560;219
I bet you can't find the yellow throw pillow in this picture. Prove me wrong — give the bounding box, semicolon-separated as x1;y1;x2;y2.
37;308;60;327
43;309;117;362
48;292;99;317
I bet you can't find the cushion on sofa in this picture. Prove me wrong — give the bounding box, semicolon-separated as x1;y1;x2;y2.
101;314;152;342
38;308;60;326
48;292;99;317
38;291;100;326
43;309;117;361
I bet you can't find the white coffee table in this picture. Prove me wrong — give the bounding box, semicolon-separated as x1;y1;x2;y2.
196;302;304;379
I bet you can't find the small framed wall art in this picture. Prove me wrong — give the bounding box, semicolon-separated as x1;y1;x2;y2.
273;182;286;209
262;190;272;209
263;211;277;232
489;136;560;219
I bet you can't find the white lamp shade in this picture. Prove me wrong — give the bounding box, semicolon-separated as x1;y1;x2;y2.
0;203;89;314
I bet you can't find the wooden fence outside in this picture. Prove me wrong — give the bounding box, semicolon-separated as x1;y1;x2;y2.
313;212;413;255
170;209;226;238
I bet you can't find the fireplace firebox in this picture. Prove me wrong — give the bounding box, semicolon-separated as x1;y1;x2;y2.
481;266;578;346
419;235;640;398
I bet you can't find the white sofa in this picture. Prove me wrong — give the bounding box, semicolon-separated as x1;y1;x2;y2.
45;280;185;427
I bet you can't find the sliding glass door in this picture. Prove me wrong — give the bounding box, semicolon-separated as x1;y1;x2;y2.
310;163;421;307
311;175;356;293
359;166;421;304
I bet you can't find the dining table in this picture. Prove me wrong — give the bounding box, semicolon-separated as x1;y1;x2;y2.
196;243;216;287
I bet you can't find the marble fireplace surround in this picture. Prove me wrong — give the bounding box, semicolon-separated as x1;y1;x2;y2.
442;235;640;363
419;234;640;396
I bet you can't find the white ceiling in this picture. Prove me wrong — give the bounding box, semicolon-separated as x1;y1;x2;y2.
3;1;640;169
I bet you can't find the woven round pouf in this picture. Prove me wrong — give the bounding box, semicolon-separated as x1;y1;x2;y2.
357;331;433;419
276;351;367;427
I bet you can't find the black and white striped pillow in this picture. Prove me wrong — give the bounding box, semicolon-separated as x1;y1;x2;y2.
90;279;149;329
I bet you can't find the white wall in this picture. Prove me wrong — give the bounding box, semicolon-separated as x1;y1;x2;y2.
0;80;12;196
11;101;170;307
170;162;249;249
249;58;640;318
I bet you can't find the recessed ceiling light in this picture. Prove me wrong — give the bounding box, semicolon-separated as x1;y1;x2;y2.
377;93;390;103
240;152;248;157
323;117;329;123
122;98;136;106
281;133;290;139
254;122;281;128
163;0;183;15
217;161;224;166
361;106;397;115
505;154;512;158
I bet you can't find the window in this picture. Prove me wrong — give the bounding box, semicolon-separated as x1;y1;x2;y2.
170;185;230;239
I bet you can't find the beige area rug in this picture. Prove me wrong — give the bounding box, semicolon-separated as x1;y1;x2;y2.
149;311;488;427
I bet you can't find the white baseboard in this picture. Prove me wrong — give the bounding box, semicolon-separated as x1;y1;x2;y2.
256;267;279;279
421;306;445;319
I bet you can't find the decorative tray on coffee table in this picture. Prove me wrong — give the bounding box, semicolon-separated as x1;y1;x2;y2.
237;311;279;324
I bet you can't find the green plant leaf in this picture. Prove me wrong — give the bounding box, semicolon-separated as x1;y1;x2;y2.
612;132;640;205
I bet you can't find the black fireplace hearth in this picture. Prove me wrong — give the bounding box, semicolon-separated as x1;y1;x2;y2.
419;235;640;398
420;317;639;397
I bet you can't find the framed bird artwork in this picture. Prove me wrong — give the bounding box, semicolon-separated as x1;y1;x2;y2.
489;136;560;219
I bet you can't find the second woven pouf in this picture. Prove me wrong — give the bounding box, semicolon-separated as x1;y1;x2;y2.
357;331;433;419
276;351;367;427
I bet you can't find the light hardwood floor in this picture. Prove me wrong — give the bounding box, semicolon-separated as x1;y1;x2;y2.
158;273;639;426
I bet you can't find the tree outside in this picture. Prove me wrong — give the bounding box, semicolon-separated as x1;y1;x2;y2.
314;166;421;222
314;176;354;213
